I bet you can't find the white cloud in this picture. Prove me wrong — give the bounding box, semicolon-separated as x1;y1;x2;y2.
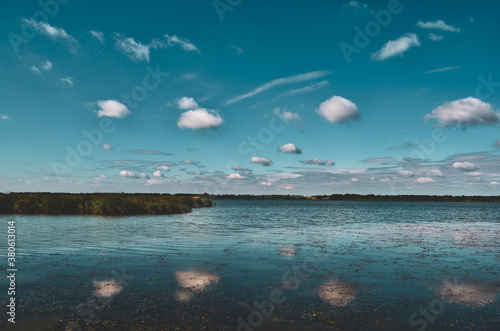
467;172;482;176
224;71;331;106
96;100;131;119
348;1;367;8
424;97;500;128
177;97;198;109
250;157;272;166
89;30;105;43
429;169;444;177
114;35;157;62
30;66;42;74
351;178;360;182
94;175;107;180
417;20;460;32
428;33;444;41
145;179;165;186
317;96;360;124
42;60;52;71
283;185;294;190
165;34;199;53
372;33;420;61
398;170;414;176
140;173;149;179
1;115;9;120
177;108;223;130
301;159;335;166
416;177;435;183
153;170;164;177
490;181;500;186
155;165;170;172
259;181;272;186
102;143;112;150
277;143;302;154
61;77;74;86
120;170;137;178
272;108;301;122
181;160;196;165
227;173;247;179
22;18;79;53
453;162;478;172
425;66;459;74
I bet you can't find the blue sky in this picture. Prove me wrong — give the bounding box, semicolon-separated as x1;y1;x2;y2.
1;0;500;195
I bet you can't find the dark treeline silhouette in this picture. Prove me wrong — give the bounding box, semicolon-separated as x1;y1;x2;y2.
0;193;212;215
209;194;500;202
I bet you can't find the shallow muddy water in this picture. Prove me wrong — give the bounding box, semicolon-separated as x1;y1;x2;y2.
1;200;499;330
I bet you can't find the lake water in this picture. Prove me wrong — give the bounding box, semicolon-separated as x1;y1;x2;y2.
1;200;499;330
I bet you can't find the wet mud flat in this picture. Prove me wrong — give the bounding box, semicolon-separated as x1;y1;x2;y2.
0;200;499;330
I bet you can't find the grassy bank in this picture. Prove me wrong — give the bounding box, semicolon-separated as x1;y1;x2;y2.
0;193;212;215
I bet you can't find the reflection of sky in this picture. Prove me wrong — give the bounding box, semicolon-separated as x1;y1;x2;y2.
93;280;123;298
438;279;500;307
318;280;358;307
175;271;220;302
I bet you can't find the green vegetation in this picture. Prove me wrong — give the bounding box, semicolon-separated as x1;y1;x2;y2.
209;194;500;202
0;193;212;215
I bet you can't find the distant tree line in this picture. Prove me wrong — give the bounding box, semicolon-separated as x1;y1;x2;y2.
0;193;212;215
208;194;500;202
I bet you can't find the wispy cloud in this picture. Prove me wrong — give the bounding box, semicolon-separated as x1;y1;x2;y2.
425;66;460;74
428;33;444;41
22;18;79;53
61;77;74;86
223;71;331;106
42;60;52;71
416;20;460;32
89;30;105;43
165;34;200;54
371;33;420;61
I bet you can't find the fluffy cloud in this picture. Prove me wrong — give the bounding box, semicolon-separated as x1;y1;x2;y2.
1;115;9;120
317;96;360;124
351;178;360;182
424;97;500;128
177;108;223;130
22;18;79;53
42;60;52;71
153;170;164;177
277;143;302;154
155;165;170;172
140;173;149;179
429;169;444;177
398;170;414;177
453;162;478;172
96;100;132;119
165;35;200;53
89;30;105;43
272;108;301;122
120;170;137;178
416;177;435;183
301;159;335;166
227;173;247;179
102;143;112;150
177;97;198;110
416;20;460;32
259;181;272;186
61;77;74;86
428;33;444;41
372;33;420;61
250;157;272;166
233;166;252;174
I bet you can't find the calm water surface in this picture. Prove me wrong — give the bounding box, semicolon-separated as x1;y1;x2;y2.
1;200;499;330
